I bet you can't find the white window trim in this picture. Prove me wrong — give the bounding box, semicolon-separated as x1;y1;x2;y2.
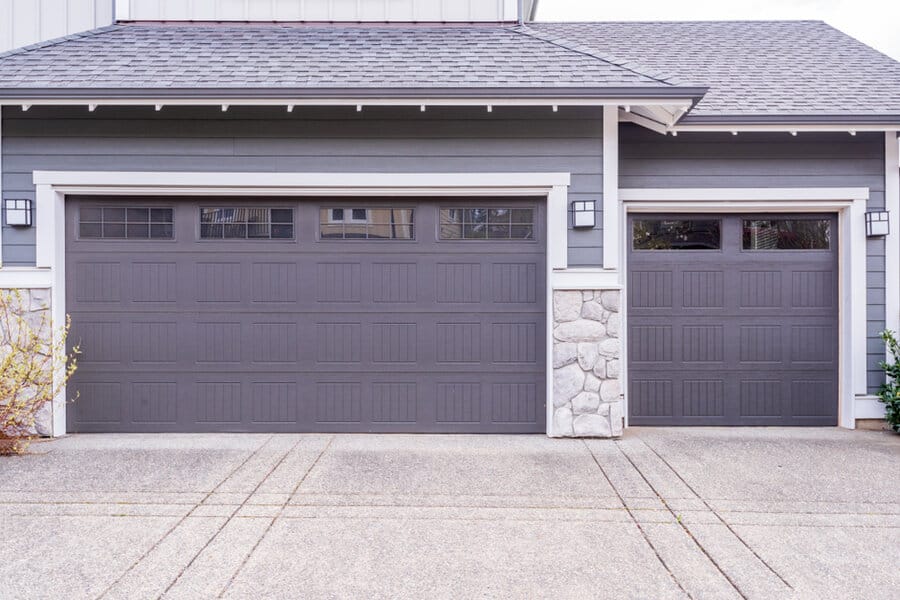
619;187;871;430
26;170;571;437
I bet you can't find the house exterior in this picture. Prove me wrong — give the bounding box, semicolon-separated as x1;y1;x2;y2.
0;0;898;438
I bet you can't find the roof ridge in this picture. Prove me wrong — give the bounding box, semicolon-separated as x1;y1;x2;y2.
0;24;121;61
510;24;682;86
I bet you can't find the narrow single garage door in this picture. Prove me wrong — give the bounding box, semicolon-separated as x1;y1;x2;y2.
66;198;546;433
628;214;838;426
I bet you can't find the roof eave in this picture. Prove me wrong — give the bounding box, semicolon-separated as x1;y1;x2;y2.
678;114;900;127
0;86;709;103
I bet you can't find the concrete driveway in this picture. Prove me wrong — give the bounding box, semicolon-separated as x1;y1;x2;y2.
0;428;897;599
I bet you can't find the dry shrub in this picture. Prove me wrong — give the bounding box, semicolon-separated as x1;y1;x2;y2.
0;290;79;455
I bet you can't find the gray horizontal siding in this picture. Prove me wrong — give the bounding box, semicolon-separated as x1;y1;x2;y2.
1;106;605;268
621;124;887;393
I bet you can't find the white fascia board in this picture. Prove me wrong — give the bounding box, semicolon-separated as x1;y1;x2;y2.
619;110;669;135
33;171;571;189
0;98;696;109
620;188;870;203
672;124;900;133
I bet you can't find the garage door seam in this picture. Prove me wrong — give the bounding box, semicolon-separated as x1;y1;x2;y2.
95;434;276;600
582;440;691;599
635;437;793;591
217;434;335;599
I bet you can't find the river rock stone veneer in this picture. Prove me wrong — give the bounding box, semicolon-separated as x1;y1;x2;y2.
552;290;623;438
0;288;53;436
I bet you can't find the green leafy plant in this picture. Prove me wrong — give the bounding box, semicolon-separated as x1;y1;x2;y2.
878;330;900;433
0;290;79;455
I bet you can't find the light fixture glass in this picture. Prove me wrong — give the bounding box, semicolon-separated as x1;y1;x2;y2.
4;199;32;227
572;201;596;229
865;211;890;237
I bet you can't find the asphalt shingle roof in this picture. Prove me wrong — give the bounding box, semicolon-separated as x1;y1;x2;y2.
1;20;899;122
533;21;900;120
0;24;675;91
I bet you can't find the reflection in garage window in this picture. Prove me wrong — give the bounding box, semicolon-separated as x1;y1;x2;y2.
319;208;415;240
633;219;721;250
200;208;294;240
79;207;174;239
743;219;831;250
440;208;534;240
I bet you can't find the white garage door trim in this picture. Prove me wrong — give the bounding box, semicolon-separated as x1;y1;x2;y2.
30;171;571;436
619;187;870;429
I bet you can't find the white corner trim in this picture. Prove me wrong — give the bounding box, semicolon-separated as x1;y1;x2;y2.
620;188;870;202
620;188;870;430
114;0;130;20
885;134;899;340
602;106;619;269
29;170;574;437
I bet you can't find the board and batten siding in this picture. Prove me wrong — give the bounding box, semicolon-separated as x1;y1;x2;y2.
119;0;525;22
620;124;887;393
0;0;113;54
0;105;603;265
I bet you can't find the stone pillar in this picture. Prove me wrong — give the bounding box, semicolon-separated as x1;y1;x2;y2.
1;288;54;436
551;290;622;437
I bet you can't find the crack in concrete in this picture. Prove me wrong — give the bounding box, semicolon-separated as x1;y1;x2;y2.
582;440;692;599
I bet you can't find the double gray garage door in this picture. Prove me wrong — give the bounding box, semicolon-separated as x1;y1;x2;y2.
66;197;547;433
628;213;839;426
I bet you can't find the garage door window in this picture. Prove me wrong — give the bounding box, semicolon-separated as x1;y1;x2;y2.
633;219;721;250
200;208;294;240
79;207;174;240
319;208;415;240
743;219;831;250
439;208;534;240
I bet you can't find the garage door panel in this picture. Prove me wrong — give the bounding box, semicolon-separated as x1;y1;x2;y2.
66;197;546;433
628;213;838;426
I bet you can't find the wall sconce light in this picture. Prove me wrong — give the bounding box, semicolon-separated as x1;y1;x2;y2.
4;199;33;227
865;211;890;237
572;200;596;228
